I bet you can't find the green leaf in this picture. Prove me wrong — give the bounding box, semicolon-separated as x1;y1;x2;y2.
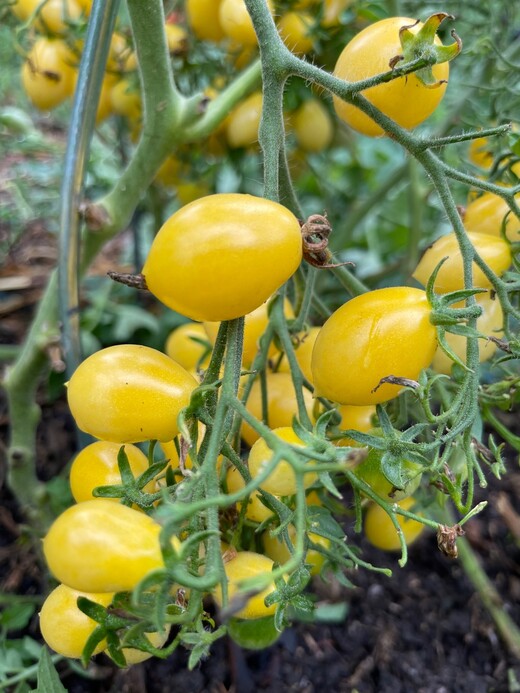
0;603;36;632
34;648;66;693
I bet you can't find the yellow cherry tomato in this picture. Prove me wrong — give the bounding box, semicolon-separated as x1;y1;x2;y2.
293;99;334;153
311;288;437;406
334;404;377;446
203;297;294;368
225;91;263;149
247;426;317;496
213;550;277;619
66;344;198;444
219;0;274;46
110;77;142;122
21;38;76;111
364;496;425;551
241;372;315;447
165;322;211;371
43;500;168;592
186;0;226;42
468;136;494;169
165;23;188;54
69;441;153;503
95;73;118;124
142;194;302;323
431;293;504;374
412;231;512;294
262;524;329;575
333;17;449;137
277;12;314;55
226;466;275;523
39;584;114;658
111;627;171;665
464;191;520;243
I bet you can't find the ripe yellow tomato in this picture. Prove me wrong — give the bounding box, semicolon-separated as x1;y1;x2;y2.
248;426;317;496
226;466;275;523
165;23;188;54
110;77;142;122
225;91;263;149
334;404;377;446
69;441;153;503
95;73;118;124
262;525;329;575
277;12;314;55
165;322;211;371
186;0;225;42
333;17;449;137
464;191;520;243
213;550;277;619
294;0;353;27
21;38;76;111
39;584;113;658
364;496;425;551
431;293;504;374
241;372;315;447
311;288;437;406
203;297;294;368
43;500;168;592
412;231;512;294
110;627;171;665
292;99;334;153
66;344;198;443
142;194;302;322
219;0;274;46
468;136;494;169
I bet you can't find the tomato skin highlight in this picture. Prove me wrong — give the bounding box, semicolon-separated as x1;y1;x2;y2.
39;584;114;658
67;344;197;444
142;194;302;322
311;287;437;405
43;500;167;593
333;17;449;137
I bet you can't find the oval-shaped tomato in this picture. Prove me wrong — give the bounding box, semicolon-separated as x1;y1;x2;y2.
164;23;188;55
186;0;225;42
110;77;142;122
311;287;437;405
225;91;263;149
213;550;277;619
464;191;520;243
277;11;314;55
241;372;315;447
226;466;276;523
468;136;494;169
364;496;425;551
67;345;198;444
69;441;153;503
412;231;512;294
165;322;211;371
21;37;76;111
142;194;302;322
219;0;274;46
43;500;167;592
248;426;317;496
262;524;329;575
353;447;422;501
292;99;334;153
333;404;377;447
108;627;171;665
39;584;113;659
203;297;294;369
333;17;449;137
431;292;504;374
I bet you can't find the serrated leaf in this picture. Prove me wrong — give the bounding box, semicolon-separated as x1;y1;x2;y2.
380;452;408;489
34;648;66;693
306;506;345;539
317;471;343;499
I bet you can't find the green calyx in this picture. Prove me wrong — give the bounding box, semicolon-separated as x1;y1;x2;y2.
397;13;462;88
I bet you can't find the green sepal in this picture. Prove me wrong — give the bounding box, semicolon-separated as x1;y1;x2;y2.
399;13;462;87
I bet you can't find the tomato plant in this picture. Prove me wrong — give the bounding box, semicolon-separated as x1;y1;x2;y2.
164;322;212;372
353;445;423;501
142;194;302;322
311;287;438;405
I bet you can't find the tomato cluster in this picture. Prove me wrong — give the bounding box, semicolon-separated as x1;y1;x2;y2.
32;2;518;670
